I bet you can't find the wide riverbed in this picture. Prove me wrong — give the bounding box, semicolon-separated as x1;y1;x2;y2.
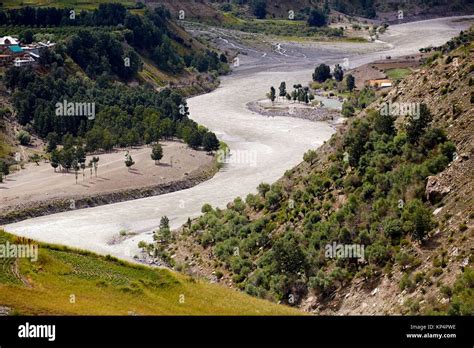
3;16;472;260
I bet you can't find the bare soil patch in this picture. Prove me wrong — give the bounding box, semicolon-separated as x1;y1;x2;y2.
0;141;215;218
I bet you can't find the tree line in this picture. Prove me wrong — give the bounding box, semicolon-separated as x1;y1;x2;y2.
4;64;220;154
0;4;228;76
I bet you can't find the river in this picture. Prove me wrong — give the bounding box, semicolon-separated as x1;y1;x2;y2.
4;16;472;260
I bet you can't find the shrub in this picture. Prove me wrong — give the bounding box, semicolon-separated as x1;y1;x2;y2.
201;203;213;214
400;273;415;291
402;200;435;241
365;241;391;266
17;130;31;145
342;101;355;117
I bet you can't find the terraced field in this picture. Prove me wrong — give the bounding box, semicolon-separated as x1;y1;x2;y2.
0;230;301;315
0;235;20;285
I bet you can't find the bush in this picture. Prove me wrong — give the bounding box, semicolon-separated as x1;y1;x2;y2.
342;102;355;117
272;233;306;274
400;273;414;291
307;9;327;27
402;200;435;241
384;218;404;242
365;241;391;266
309;270;334;296
201;203;213;214
17;130;31;145
448;268;474;315
312;64;331;83
257;182;270;197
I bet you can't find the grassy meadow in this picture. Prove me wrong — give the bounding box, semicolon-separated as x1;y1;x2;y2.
0;230;302;315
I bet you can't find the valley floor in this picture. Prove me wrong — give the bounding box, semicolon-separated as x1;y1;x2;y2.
3;15;473;262
0;141;216;222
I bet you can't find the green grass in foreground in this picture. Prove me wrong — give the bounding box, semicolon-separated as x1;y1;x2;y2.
385;68;412;81
0;230;301;315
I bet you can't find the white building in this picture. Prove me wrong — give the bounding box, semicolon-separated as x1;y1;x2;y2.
0;36;19;46
14;56;35;67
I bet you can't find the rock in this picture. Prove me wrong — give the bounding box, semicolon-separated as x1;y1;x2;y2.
0;306;10;316
425;176;451;204
371;287;379;296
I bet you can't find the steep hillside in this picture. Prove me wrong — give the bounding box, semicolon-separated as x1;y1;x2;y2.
148;28;473;315
147;0;473;22
0;4;228;187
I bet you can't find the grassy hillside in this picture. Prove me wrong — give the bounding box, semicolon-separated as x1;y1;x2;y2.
0;230;300;315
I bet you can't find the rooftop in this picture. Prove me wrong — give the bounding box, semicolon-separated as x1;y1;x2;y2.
0;36;19;45
8;45;23;53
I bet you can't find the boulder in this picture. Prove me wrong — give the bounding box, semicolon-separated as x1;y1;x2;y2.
425;176;451;204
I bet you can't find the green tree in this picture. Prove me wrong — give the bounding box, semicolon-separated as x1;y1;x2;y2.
405;103;432;144
202;132;220;152
272;233;306;274
17;130;31;145
373;110;395;135
102;129;114;152
251;0;266;19
154;215;171;243
125;152;135;170
333;64;344;82
30;153;41;165
61;148;75;172
312;64;331;83
278;81;286;98
257;182;270;197
346;74;355;91
22;30;34;44
46;132;59;152
307;9;327;27
0;160;9;176
268;86;276;104
151;143;163;164
402;200;435;242
50;149;60;172
187;131;202;150
342;101;355;117
303;149;318;165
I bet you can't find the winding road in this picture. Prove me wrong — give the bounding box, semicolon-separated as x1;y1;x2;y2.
3;16;472;260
